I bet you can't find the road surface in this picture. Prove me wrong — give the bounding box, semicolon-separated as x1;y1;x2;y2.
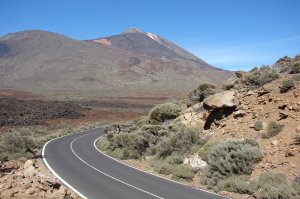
43;127;226;199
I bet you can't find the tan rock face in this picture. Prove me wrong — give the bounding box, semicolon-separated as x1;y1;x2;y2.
203;91;237;110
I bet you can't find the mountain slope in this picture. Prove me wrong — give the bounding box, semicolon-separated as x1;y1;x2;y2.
0;29;234;99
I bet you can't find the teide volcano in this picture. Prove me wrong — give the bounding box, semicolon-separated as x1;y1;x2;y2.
0;28;233;99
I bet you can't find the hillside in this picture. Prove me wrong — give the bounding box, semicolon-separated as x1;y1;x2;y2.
99;55;300;199
0;29;233;99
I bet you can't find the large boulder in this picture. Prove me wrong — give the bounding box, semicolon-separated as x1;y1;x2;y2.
203;91;237;110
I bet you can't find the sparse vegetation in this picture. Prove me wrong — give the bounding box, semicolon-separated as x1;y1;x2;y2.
242;66;279;87
0;133;36;160
149;102;181;122
255;171;296;199
280;79;295;93
172;164;195;180
198;142;219;162
187;83;216;107
293;74;300;81
207;139;263;176
291;62;300;74
217;175;257;194
222;78;236;90
262;121;284;139
156;124;203;158
254;120;263;131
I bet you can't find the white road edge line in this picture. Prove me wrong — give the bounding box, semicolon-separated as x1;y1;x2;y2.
94;136;227;199
70;132;164;199
42;130;90;199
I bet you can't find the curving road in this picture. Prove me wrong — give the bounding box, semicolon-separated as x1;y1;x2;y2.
43;127;226;199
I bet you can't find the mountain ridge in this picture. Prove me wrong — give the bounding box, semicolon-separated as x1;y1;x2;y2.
0;29;234;99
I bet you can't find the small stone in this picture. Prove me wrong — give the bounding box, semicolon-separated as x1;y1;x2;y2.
271;140;278;146
233;110;246;118
23;159;34;169
290;163;296;168
23;165;37;178
296;126;300;133
285;149;295;157
21;178;33;184
278;103;288;110
246;90;255;96
58;186;67;197
25;187;37;195
278;111;289;121
289;106;293;110
219;191;231;196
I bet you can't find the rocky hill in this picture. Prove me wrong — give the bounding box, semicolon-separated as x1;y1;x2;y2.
0;29;233;99
100;55;300;199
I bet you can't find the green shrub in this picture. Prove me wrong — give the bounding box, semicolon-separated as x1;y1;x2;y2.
154;162;174;175
262;121;284;139
187;83;216;107
157;125;201;158
172;164;195;180
198;142;219;162
201;170;225;190
292;173;300;193
149;102;181;122
249;67;259;72
242;67;279;87
255;171;296;199
0;133;36;160
104;123;138;135
165;153;184;165
207;139;263;176
0;153;8;162
222;78;236;90
291;62;300;74
217;175;257;194
293;74;300;81
280;79;295;93
254;120;263;131
106;148;124;159
97;137;110;151
1;134;35;153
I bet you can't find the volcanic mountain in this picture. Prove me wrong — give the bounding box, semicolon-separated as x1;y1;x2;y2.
0;28;233;99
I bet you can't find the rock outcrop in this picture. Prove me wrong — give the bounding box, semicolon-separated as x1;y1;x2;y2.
0;159;79;198
203;91;237;110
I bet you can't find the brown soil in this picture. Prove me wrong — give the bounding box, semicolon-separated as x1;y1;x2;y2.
206;74;300;181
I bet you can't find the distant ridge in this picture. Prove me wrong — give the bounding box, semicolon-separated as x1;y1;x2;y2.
0;28;234;99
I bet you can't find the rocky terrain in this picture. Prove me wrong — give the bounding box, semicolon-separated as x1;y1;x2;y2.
0;158;79;198
100;55;300;198
0;28;233;99
0;94;160;198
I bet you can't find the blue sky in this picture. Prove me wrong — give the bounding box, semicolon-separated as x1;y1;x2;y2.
1;0;300;71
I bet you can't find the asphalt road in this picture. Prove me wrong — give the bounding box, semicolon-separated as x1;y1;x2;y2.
43;127;226;199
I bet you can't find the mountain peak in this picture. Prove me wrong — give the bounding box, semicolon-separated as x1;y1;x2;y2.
124;27;142;34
